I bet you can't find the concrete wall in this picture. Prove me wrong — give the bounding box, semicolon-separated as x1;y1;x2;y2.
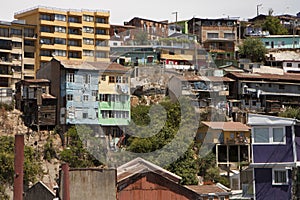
60;168;116;200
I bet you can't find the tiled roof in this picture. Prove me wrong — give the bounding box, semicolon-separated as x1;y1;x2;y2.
201;121;250;131
228;72;300;82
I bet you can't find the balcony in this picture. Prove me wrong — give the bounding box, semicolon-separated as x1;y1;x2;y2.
95;34;110;40
225;136;250;145
95;23;110;29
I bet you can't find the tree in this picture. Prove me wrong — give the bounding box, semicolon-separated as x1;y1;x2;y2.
279;107;300;120
0;136;43;197
126;98;200;185
60;125;102;168
262;16;288;35
238;37;267;62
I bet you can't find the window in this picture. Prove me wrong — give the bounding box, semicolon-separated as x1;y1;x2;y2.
252;127;285;144
68;40;81;47
109;76;115;83
24;28;34;37
116;76;122;83
83;26;94;33
279;85;285;90
96;17;106;23
40;38;51;45
207;33;219;39
68;16;80;23
83;38;94;45
83;15;94;22
83;113;88;119
273;169;288;185
24;40;35;46
24;64;34;70
101;75;106;81
122;77;128;83
10;29;22;36
0;28;9;37
224;33;235;39
24;52;34;58
40;14;51;21
92;90;98;97
265;42;270;46
66;73;75;82
83;95;89;101
96;40;107;46
54;38;66;45
95;51;107;58
84;74;91;84
55;14;66;21
68;51;81;58
96;28;106;35
40;26;52;33
54;50;66;57
286;63;292;67
67;94;73;101
55;26;66;33
12;42;22;48
83;50;94;57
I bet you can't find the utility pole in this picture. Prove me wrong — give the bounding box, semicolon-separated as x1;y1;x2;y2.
257;4;262;16
172;11;178;32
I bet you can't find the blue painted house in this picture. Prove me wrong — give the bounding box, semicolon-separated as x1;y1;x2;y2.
37;58;100;127
260;35;300;49
248;113;300;200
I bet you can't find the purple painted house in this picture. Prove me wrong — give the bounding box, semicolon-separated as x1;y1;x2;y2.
248;113;300;200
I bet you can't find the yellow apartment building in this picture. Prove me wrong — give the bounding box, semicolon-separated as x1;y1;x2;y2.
14;6;110;72
0;20;36;91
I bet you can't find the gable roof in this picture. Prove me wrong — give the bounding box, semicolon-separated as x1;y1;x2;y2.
201;121;250;132
117;157;181;183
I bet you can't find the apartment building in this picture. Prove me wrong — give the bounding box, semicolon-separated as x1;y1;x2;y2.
0;20;36;90
14;6;110;72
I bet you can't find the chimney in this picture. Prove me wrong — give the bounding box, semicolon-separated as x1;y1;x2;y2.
61;163;70;200
14;134;24;200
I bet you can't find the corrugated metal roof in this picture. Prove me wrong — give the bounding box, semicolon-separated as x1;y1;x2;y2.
228;72;300;81
202;121;250;131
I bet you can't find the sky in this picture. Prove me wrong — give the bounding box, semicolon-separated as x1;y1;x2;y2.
0;0;299;24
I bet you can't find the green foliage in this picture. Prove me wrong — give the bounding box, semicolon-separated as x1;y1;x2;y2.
279;107;300;120
238;37;267;62
0;102;14;111
0;136;43;187
0;184;9;200
24;146;44;185
43;138;57;162
126;98;199;185
134;30;148;45
166;145;199;185
60;125;102;168
262;16;288;35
